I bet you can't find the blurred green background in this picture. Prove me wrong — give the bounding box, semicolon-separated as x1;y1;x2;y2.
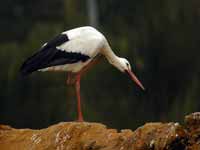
1;0;200;130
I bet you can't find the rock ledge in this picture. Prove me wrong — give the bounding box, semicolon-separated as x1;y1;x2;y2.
0;113;200;150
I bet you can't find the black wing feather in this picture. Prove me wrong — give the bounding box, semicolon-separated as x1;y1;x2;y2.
20;34;90;76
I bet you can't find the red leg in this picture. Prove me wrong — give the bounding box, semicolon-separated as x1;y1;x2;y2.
66;55;102;121
67;73;71;85
78;54;103;77
67;72;77;85
67;72;74;85
75;74;84;122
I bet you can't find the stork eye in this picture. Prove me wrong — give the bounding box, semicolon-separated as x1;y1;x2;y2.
126;62;129;66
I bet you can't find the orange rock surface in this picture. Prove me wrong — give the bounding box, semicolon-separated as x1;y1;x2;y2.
0;113;200;150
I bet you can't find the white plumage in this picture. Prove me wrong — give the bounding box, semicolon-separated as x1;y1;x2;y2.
41;27;105;72
61;26;105;56
20;26;144;121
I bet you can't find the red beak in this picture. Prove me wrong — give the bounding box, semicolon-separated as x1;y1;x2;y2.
125;69;145;90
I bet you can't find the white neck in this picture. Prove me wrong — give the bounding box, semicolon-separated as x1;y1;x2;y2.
101;41;120;66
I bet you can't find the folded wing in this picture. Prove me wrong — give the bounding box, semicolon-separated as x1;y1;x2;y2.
20;34;90;76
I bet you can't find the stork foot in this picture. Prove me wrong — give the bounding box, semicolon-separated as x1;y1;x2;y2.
77;117;84;122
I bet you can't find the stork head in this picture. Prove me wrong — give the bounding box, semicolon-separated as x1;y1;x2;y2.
114;57;145;90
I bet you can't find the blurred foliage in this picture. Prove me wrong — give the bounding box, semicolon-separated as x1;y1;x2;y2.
0;0;200;129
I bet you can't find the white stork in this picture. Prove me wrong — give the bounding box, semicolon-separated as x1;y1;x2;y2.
20;26;145;122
